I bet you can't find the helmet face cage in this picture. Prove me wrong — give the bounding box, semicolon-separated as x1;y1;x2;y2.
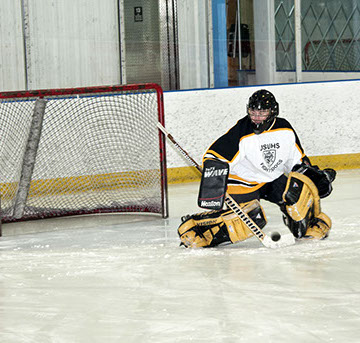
247;89;279;134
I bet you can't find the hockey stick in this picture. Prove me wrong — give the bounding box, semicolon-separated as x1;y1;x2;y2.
158;122;295;248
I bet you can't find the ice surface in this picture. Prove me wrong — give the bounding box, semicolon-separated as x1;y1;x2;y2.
0;169;359;342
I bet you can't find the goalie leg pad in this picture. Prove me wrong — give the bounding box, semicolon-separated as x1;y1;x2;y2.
178;200;267;248
282;171;321;238
177;210;230;248
222;200;267;243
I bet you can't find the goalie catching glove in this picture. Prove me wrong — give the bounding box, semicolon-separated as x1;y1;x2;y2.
282;164;334;240
178;200;267;248
291;164;336;198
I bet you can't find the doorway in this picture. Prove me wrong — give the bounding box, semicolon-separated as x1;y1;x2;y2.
226;0;254;86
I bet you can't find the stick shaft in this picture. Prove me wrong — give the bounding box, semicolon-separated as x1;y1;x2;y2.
157;123;202;173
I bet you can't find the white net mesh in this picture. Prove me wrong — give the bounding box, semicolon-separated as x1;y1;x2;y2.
0;84;167;223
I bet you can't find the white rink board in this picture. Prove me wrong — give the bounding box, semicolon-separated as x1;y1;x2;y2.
164;80;360;168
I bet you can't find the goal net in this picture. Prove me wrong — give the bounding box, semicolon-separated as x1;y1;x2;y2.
0;83;168;227
304;38;360;71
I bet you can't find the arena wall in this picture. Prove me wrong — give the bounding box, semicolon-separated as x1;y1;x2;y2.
164;79;360;183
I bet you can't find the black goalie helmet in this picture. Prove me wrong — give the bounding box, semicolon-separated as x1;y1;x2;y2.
247;89;279;134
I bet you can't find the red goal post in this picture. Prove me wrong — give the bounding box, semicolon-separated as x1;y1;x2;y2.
0;83;168;229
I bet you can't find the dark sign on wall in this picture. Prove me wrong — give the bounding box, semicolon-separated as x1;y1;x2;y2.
134;7;143;22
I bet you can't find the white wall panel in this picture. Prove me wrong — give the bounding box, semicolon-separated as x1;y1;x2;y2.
164;80;360;168
0;0;26;91
25;0;120;89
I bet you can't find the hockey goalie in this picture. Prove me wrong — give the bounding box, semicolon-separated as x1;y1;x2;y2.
178;89;336;248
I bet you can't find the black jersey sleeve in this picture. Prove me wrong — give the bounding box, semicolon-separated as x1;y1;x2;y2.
203;116;253;163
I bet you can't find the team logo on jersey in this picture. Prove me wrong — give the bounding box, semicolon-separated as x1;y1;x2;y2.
263;149;276;167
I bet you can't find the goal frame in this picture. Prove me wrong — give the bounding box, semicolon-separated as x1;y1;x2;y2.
0;83;168;227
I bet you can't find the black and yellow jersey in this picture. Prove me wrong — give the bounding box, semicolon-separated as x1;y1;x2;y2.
203;116;309;194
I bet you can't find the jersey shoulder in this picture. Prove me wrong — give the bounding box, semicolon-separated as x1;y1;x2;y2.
271;117;295;131
233;115;254;137
271;117;307;159
205;116;253;162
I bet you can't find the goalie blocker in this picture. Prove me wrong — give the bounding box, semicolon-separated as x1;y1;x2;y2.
198;158;229;210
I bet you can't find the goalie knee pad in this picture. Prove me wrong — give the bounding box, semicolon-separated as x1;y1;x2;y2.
178;200;267;248
282;171;331;239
